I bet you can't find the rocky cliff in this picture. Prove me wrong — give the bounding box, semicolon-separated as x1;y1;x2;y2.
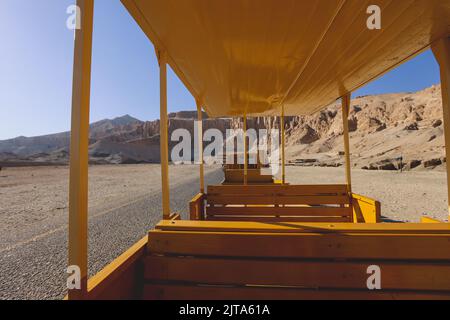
282;84;445;170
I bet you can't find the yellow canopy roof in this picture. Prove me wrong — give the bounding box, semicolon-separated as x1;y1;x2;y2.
121;0;450;117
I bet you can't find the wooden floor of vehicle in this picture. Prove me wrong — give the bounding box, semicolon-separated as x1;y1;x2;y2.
142;220;450;300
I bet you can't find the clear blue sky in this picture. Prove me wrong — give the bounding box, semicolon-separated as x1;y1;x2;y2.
0;0;441;140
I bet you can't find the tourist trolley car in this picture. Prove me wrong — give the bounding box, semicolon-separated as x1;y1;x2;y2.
67;0;450;300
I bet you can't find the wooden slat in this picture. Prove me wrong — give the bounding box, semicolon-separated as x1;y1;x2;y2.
225;176;274;184
145;255;450;291
143;284;450;301
154;220;450;234
206;216;351;223
208;184;348;196
207;195;350;205
148;230;450;260
222;181;276;185
224;169;274;183
206;206;352;217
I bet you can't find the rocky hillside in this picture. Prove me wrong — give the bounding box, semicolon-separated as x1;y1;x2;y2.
0;85;446;170
0;112;234;165
282;84;445;171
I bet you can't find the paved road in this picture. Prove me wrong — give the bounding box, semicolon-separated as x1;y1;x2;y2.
0;168;223;300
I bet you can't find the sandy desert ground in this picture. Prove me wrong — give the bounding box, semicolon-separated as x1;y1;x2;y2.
0;164;220;251
0;164;449;299
0;164;225;299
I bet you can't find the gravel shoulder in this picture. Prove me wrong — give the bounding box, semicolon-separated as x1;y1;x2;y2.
0;165;223;299
0;164;219;251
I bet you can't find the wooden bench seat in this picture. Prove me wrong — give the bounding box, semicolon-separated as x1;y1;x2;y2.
143;221;450;300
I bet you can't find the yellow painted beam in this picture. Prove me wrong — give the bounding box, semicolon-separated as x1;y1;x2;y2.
342;93;352;194
196;100;204;193
158;51;170;219
421;216;444;224
352;193;381;223
243;113;248;185
148;229;450;260
155;220;450;234
281;106;286;184
189;193;205;221
432;37;450;222
68;0;94;300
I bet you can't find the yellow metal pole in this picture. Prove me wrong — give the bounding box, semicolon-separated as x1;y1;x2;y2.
281;106;286;184
68;0;94;300
243;113;248;185
158;51;170;219
196;100;205;193
342;93;352;194
432;37;450;221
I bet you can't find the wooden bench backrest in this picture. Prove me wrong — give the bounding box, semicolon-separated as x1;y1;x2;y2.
223;169;274;184
144;222;450;300
206;184;352;222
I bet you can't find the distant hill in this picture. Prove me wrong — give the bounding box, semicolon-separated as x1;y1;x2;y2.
0;114;142;156
0;84;446;170
0;112;231;166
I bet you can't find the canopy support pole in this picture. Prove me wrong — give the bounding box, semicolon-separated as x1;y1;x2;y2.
158;51;170;219
196;100;205;193
281;107;286;184
342;93;352;194
243;113;248;185
432;37;450;221
68;0;94;300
